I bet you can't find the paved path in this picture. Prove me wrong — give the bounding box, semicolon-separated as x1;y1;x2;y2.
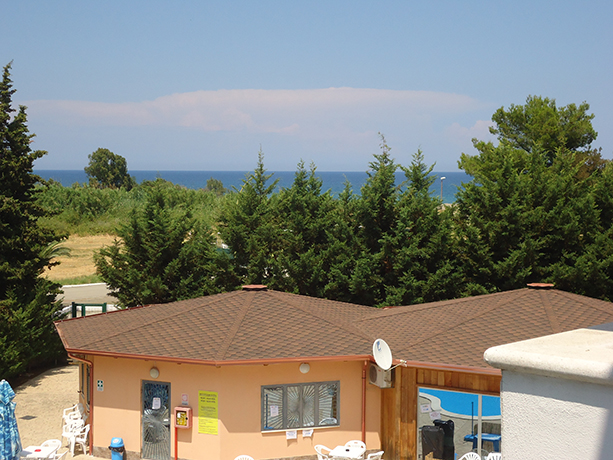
14;364;105;460
59;283;116;307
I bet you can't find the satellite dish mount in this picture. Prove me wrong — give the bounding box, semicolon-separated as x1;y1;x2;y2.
372;338;406;371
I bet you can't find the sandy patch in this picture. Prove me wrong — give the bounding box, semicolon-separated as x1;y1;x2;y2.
14;364;106;459
45;235;117;282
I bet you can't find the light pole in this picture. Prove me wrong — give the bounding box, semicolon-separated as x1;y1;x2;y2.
440;176;446;201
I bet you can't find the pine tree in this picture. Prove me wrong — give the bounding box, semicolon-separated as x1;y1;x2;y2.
271;161;335;296
218;149;281;285
382;150;461;305
0;63;65;378
95;184;226;307
350;135;399;305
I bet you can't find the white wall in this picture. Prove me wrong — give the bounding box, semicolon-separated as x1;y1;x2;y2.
485;323;613;460
500;370;613;460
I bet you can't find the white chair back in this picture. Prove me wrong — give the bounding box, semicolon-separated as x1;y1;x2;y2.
486;453;502;460
314;444;332;460
459;453;482;460
366;451;384;460
70;424;90;455
41;439;61;450
233;456;254;460
41;439;61;458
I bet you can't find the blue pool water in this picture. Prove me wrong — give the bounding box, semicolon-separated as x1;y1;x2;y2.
420;388;501;417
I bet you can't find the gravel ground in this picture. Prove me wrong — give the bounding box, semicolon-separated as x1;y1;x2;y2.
14;363;105;460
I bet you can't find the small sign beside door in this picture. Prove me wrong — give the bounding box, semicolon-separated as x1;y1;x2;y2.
97;380;104;391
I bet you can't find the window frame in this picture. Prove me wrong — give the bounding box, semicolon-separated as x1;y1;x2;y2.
261;380;340;431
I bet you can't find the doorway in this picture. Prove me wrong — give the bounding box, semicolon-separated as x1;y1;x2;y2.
142;380;171;460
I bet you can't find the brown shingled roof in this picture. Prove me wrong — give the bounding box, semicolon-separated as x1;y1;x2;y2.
55;288;378;365
354;288;613;369
55;286;613;371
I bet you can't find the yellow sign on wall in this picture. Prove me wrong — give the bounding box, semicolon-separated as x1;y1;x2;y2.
198;391;218;435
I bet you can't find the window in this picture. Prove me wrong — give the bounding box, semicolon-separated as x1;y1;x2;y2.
79;363;91;407
262;381;339;431
417;387;501;458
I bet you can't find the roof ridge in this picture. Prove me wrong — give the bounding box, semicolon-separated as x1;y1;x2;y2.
539;289;561;333
74;291;242;350
356;289;528;323
553;289;613;311
267;290;375;342
391;289;529;351
214;291;255;361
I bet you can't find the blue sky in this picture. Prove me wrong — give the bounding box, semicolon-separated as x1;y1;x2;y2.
3;1;611;171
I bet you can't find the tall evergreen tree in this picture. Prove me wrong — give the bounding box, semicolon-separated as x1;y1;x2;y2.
382;150;461;306
456;133;601;294
218;150;281;285
321;180;363;303
350;135;399;305
271;161;335;297
0;63;65;378
95;184;227;307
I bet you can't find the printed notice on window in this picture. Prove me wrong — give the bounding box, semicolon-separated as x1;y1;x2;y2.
198;391;218;435
270;405;279;417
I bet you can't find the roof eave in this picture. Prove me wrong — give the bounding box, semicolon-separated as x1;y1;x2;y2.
63;348;374;366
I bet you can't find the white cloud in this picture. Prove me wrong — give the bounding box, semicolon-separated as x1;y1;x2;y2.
444;119;495;146
26;88;483;136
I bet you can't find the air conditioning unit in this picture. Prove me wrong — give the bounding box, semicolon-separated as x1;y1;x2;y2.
368;363;392;388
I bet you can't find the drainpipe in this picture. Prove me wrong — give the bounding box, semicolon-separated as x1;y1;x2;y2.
68;353;94;455
362;360;367;443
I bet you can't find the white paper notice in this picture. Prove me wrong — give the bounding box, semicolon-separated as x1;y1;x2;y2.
302;429;313;438
270;405;279;417
152;397;161;410
429;411;441;420
420;403;431;413
286;430;297;439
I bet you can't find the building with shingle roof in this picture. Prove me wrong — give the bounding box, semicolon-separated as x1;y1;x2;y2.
54;284;613;460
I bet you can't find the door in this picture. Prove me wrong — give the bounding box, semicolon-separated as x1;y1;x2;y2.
142;381;171;460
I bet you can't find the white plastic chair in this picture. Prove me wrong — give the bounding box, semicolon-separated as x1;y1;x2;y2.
366;451;384;460
459;453;482;460
486;453;501;460
70;424;90;455
62;403;84;421
233;456;254;460
345;440;366;450
61;417;84;446
314;444;332;460
344;440;366;459
41;439;61;458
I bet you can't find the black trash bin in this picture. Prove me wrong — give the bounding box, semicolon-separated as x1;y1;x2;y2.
109;437;125;460
421;425;444;460
433;419;455;460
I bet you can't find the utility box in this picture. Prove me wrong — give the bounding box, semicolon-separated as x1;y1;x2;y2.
174;406;192;429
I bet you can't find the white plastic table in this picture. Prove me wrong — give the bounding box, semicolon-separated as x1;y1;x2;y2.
329;445;365;459
20;445;56;459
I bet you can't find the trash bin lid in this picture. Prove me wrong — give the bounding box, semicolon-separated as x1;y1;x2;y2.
110;437;124;448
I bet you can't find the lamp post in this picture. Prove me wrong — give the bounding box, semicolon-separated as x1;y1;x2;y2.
440;176;446;201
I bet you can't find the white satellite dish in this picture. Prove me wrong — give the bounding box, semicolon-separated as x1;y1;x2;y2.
372;338;393;371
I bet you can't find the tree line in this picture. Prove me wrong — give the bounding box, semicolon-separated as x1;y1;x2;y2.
2;59;612;380
95;94;613;308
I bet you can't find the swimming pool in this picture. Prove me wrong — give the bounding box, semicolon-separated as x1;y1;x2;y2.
419;388;501;418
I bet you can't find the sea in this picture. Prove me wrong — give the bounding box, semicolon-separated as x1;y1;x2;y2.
34;170;472;204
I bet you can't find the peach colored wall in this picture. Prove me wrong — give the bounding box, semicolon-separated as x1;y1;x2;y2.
88;356;381;460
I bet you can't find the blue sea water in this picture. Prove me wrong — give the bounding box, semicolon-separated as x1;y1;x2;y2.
34;170;472;203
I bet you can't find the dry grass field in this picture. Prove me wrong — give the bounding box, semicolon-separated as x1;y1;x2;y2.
44;234;116;283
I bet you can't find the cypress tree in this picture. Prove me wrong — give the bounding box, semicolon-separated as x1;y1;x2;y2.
0;63;65;378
